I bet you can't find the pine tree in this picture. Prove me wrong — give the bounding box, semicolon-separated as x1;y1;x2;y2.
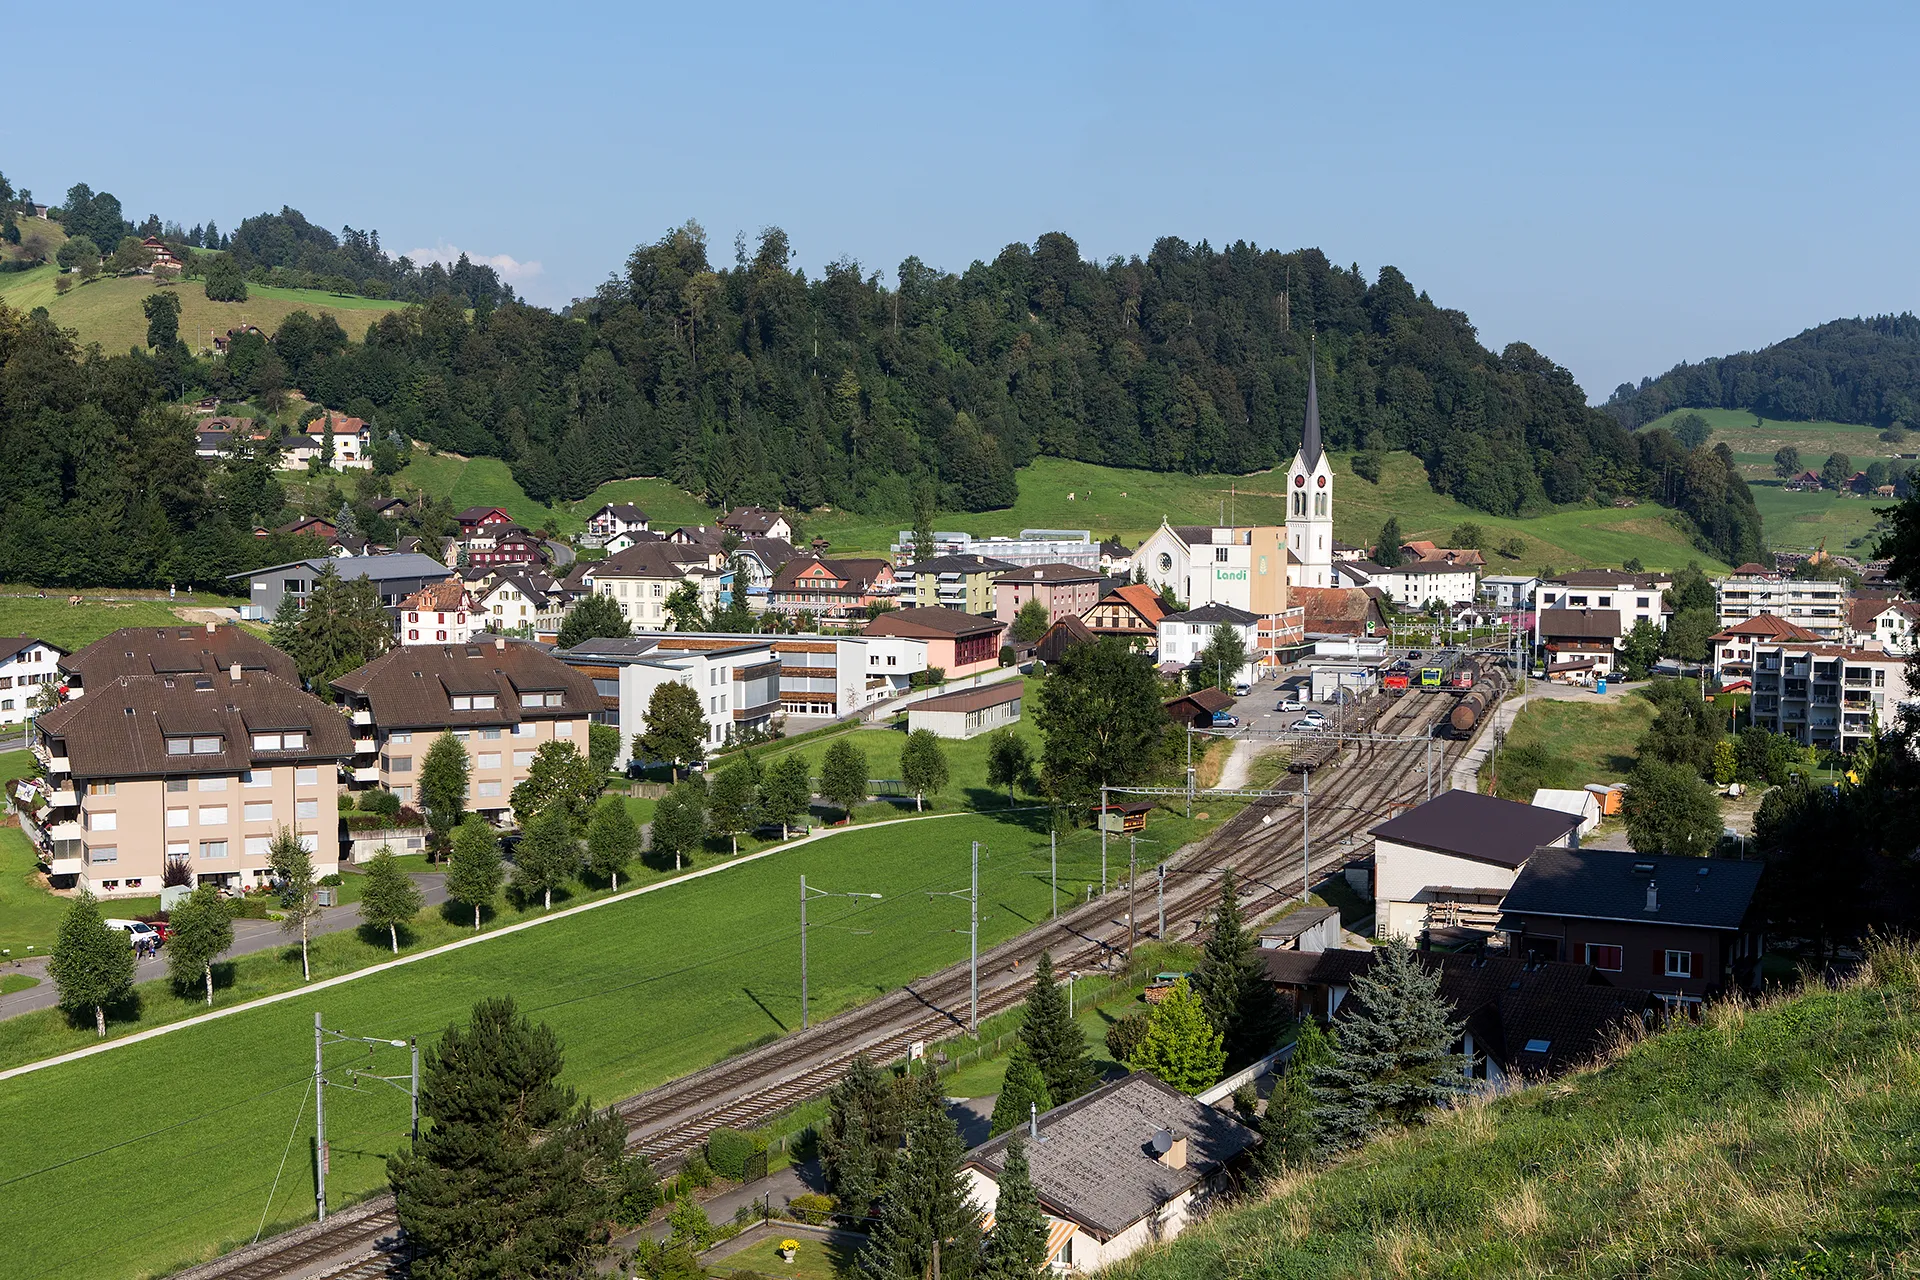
820;738;869;823
829;1104;881;1221
513;808;579;909
418;731;470;856
983;1134;1048;1279
899;729;949;812
446;814;503;929
585;795;639;888
268;826;320;981
860;1075;984;1280
761;753;812;838
165;881;233;1005
1311;940;1469;1149
1192;868;1288;1066
49;889;135;1037
988;1040;1052;1136
1127;978;1224;1094
1019;951;1095;1103
388;997;626;1278
359;844;425;952
1252;1018;1330;1181
822;1056;905;1219
267;593;302;656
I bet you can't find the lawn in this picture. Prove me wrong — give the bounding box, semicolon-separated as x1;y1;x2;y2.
0;803;1244;1280
0;589;251;652
714;1233;862;1279
1479;691;1657;800
1642;406;1899;472
1749;480;1896;556
1;272;410;355
0;827;68;958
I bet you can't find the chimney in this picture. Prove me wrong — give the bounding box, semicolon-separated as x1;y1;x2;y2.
1152;1128;1188;1170
1646;881;1659;912
1029;1102;1039;1141
229;662;242;683
205;621;217;634
495;637;506;651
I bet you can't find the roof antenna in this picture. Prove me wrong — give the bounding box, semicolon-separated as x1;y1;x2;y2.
1029;1100;1041;1142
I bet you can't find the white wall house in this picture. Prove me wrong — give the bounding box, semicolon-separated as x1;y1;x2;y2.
1368;789;1580;941
1338;559;1480;608
1535;571;1671;642
1480;575;1540;610
0;637;66;726
556;636;782;760
1157;605;1262;684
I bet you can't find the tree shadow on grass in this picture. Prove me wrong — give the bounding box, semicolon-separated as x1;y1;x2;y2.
61;986;145;1034
438;899;498;929
354;921;420;952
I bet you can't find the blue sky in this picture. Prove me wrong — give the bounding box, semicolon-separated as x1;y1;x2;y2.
4;2;1914;400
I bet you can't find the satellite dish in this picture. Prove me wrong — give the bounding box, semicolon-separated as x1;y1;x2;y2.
1149;1128;1173;1155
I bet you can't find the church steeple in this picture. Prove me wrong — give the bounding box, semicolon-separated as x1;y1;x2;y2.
1300;335;1322;471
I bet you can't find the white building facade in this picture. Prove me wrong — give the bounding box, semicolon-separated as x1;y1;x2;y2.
0;638;66;726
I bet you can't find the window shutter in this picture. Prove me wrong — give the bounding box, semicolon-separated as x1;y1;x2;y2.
1693;952;1706;979
1652;950;1664;975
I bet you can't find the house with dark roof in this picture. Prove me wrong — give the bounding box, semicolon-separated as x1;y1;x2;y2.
1537;607;1624;681
455;506;516;535
769;555;896;623
396;579;485;646
907;680;1023;739
992;562;1103;629
28;668;354;896
1262;948;1654;1082
1369;789;1580;941
227;553;453;622
1163;685;1233;729
1709;612;1823;677
577;541;732;629
863;606;1006;679
718;505;793;541
1157;604;1261;685
1337;555;1480;608
62;623;295;696
961;1072;1259;1273
1033;614;1096;665
1499;847;1766;1004
330;638;600;818
584;502;650;543
0;636;66;726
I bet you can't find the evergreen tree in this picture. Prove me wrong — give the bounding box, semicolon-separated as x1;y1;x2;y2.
359;844;425;952
705;761;759;854
822;1056;906;1218
1375;517;1406;566
556;593;632;648
983;1134;1048;1280
267;593;302;655
1311;940;1469;1150
987;1040;1052;1137
985;729;1034;808
860;1076;984;1280
637;681;708;780
899;729;949;812
388;997;626;1279
288;564;392;688
1019;951;1096;1103
761;753;813;838
510;740;600;831
268;826;320;981
418;731;471;856
1126;978;1224;1093
820;738;869;823
585;795;640;889
1191;869;1287;1066
1252;1018;1330;1181
446;814;503;929
165;881;233;1006
649;779;707;870
513;808;580;909
49;890;135;1037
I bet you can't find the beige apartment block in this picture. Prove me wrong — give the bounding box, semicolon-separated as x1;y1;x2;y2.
29;668;352;898
330;637;600;821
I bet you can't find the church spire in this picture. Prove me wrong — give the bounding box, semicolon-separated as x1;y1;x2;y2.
1301;334;1323;471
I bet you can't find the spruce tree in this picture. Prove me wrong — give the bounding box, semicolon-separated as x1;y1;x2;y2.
860;1075;984;1280
585;795;639;888
388;997;626;1278
359;844;425;952
1019;951;1096;1103
165;881;233;1005
1192;868;1288;1066
830;1104;881;1221
1252;1018;1331;1181
984;1133;1048;1280
445;814;503;929
49;889;135;1037
1126;978;1225;1094
1311;940;1469;1150
267;593;302;656
987;1040;1052;1137
822;1055;905;1216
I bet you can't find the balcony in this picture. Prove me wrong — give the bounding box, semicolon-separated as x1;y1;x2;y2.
46;820;82;842
350;707;374;727
352;734;376;753
45;849;84;877
32;744;69;775
353;764;382;784
48;787;77;808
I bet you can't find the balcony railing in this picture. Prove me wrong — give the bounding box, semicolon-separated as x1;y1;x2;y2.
350;708;374;726
353;764;382;783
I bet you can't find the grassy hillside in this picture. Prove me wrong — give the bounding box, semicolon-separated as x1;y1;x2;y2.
1479;692;1658;799
0;269;409;353
393;451;1727;573
1115;941;1920;1280
0;589;248;651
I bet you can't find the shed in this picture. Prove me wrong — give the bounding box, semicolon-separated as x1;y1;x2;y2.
1257;905;1342;954
1530;787;1602;837
1163;686;1232;729
1095;800;1153;833
906;680;1024;739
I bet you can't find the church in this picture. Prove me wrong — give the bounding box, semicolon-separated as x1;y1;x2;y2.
1283;346;1335;588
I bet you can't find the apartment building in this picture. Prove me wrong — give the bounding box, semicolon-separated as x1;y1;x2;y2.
577;542;731;628
1750;642;1914;750
1715;563;1847;642
889;528;1099;571
0;637;66;725
1157;605;1261;685
1847;595;1920;652
896;554;1019;615
992;562;1102;627
557;635;781;762
1134;522;1290;614
396;578;484;646
1336;557;1480;608
330;638;599;820
61;623;296;696
1534;571;1672;643
1479;574;1540;610
27;667;353;897
1707;614;1820;679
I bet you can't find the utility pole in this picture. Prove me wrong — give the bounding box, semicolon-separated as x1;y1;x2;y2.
1050;830;1057;919
313;1011;326;1223
1126;835;1137;965
409;1038;420;1141
928;843;981;1031
1157;864;1166;938
1426;725;1435;801
1099;784;1108;893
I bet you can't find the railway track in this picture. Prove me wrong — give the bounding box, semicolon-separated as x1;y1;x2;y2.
183;684;1490;1279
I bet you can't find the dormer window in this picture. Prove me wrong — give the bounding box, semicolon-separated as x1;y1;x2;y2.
449;694;497;712
167;736;223;755
252;732;306;751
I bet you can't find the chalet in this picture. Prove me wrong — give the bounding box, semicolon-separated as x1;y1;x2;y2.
1163;686;1234;730
474;568;572;640
139;235;181;270
1400;540;1486;568
0;637;67;726
962;1073;1259;1273
276;515;338;542
368;497;411;522
395;578;483;646
769;556;895;622
718;505;794;541
1083;583;1169;643
1537;608;1622;681
1846;595;1920;652
458;525;547;570
727;536;800;604
455;506;516;537
211;324;265;354
1368;789;1580;941
584;503;650;541
1499;847;1766;1005
578;542;731;629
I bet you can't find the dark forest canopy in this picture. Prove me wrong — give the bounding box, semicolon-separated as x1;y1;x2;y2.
288;224;1761;564
1607;314;1920;431
221;207;516;310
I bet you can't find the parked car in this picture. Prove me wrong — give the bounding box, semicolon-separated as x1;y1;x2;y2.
1210;713;1240;729
1288;717;1324;732
1300;708;1328;726
104;920;163;950
1276;696;1305;712
1232;681;1252;697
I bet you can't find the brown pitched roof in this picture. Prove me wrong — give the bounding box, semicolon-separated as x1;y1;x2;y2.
1093;583;1168;625
863;606;1004;640
62;625;296;689
1369;789;1579;868
330;638;599;730
993;561;1102;585
34;671;353;779
398;577;475;613
719;506;785;534
911;681;1025;713
1713;613;1820;642
0;636;63;664
1539;607;1622;640
1035;615;1095;663
1165;686;1234;721
590;541;720;580
1290;586;1385;636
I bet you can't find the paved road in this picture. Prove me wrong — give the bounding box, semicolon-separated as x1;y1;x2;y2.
0;872;447;1020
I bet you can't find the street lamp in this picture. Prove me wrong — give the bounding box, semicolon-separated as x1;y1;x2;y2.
800;875;882;1031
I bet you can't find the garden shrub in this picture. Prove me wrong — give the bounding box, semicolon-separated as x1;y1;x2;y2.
786;1193;835;1225
706;1126;768;1181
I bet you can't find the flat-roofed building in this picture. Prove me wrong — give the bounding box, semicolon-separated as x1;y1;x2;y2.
1749;641;1914;750
907;680;1023;739
557;635;782;763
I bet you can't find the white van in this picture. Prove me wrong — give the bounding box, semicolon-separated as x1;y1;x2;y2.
104;920;163;950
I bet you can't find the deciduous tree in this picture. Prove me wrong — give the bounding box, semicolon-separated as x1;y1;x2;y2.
1623;757;1722;856
1190;623;1249;693
638;681;707;781
1773;445;1801;478
446;814;503;928
587;722;620;783
419;731;471;855
142;289;182;350
1030;638;1167;809
360;844;425;952
1009;597;1051;643
650;779;707;870
510;740;600;831
761;753;812;838
706;761;760;853
585;795;640;888
557;593;631;648
166;882;233;1005
899;729;949;812
985;729;1034;808
513;808;580;909
820;738;869;823
268;826;320;981
49;890;135;1037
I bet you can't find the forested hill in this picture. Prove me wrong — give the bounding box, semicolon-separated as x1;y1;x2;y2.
1606;313;1920;430
279;225;1761;564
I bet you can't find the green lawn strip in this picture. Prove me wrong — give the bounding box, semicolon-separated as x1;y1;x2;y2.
0;827;76;956
1749;480;1893;555
1479;692;1657;800
0;590;250;651
0;805;1245;1280
0;974;37;995
0;750;35;783
713;1233;858;1279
